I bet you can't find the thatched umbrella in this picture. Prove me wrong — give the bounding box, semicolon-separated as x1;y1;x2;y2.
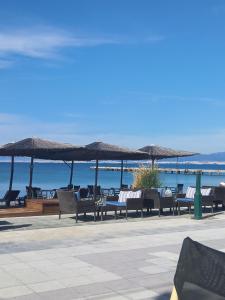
138;145;198;169
0;137;86;194
85;142;148;196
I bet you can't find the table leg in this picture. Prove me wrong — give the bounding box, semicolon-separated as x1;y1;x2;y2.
101;207;103;221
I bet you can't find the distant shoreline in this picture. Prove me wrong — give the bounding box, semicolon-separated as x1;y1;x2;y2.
1;160;225;165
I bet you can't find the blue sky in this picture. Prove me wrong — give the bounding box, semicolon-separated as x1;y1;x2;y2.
0;0;225;153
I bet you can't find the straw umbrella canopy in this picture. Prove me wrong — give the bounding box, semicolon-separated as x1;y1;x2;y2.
85;142;149;194
0;137;87;193
138;145;198;168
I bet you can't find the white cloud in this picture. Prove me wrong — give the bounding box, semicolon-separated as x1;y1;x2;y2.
0;26;164;68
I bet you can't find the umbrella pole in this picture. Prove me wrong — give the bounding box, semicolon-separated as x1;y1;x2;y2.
28;157;34;198
69;160;74;187
120;160;124;189
94;159;99;200
152;158;155;170
9;156;15;191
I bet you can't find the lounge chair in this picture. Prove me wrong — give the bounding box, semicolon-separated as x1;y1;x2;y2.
106;190;144;219
0;190;20;208
176;187;214;215
57;190;96;223
213;186;225;209
143;188;175;216
171;237;225;299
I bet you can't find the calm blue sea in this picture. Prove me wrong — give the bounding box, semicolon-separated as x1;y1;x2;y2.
1;161;225;197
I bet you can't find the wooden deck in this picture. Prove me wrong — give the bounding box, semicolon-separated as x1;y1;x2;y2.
0;199;59;218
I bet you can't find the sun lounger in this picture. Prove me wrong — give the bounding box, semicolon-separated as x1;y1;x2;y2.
0;190;20;208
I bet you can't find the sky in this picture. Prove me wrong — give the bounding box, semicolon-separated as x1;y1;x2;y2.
0;0;225;153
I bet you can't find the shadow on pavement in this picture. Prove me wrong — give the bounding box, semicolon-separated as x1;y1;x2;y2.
0;224;32;231
0;220;12;225
154;292;171;299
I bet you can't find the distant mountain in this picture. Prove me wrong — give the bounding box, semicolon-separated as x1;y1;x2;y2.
162;152;225;163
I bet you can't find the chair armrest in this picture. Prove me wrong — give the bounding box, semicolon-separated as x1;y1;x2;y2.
202;195;214;205
126;197;144;209
159;197;175;208
76;200;96;208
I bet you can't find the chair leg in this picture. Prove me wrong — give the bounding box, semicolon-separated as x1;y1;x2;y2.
158;209;160;217
59;211;61;219
178;204;181;216
126;207;128;219
141;209;143;218
188;204;191;214
211;205;214;213
76;213;78;223
172;206;174;216
115;209;117;219
94;211;96;222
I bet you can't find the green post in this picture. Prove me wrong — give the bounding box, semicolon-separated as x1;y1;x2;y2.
194;172;202;220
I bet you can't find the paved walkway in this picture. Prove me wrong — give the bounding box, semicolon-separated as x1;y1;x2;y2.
1;213;225;299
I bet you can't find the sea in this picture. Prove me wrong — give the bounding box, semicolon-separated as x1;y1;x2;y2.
1;161;225;197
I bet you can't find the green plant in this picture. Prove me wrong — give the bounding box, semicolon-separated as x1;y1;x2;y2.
133;166;161;189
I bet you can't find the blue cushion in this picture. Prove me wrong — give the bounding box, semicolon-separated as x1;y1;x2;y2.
176;198;194;203
105;200;126;207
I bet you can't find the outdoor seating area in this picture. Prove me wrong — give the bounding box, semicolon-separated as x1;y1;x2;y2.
1;183;225;220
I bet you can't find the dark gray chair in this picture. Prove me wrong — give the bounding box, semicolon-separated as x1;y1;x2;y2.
143;188;175;216
57;190;96;223
213;186;225;209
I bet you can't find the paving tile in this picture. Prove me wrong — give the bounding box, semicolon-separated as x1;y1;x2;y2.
120;288;158;299
28;280;65;293
0;285;33;299
1;213;225;299
0;270;22;289
8;268;50;285
139;265;170;275
145;257;177;269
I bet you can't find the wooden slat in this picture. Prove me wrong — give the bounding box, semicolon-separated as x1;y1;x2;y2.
0;199;59;218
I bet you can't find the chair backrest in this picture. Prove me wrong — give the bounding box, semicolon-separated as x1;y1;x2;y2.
118;190;142;202
79;188;89;199
87;185;94;195
177;184;184;194
56;190;76;213
94;185;101;196
26;186;42;198
174;237;225;299
186;186;212;199
67;184;74;190
214;186;225;202
3;190;20;206
147;189;160;202
73;185;80;192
